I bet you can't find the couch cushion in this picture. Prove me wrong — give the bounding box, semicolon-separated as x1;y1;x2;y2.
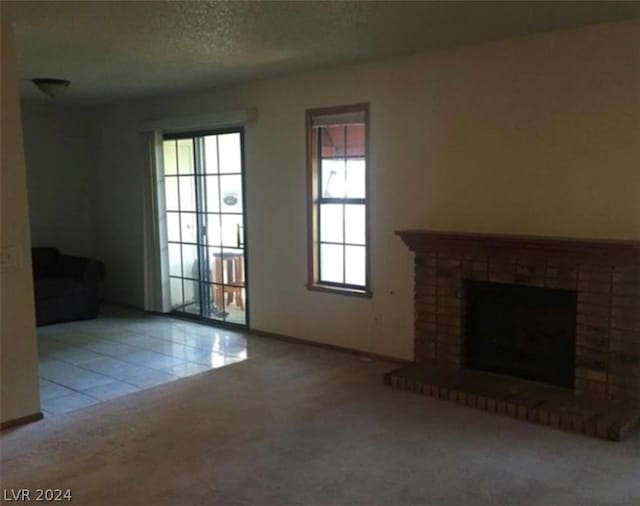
34;278;84;299
32;247;60;279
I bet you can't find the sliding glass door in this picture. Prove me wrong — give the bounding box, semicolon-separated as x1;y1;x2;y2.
162;129;248;326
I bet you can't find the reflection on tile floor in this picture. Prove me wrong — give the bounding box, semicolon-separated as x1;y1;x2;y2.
38;305;250;416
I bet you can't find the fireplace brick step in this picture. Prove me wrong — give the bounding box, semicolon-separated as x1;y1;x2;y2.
384;362;640;441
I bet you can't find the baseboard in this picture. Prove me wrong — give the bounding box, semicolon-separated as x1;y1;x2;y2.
249;328;411;365
1;411;44;431
100;302;409;365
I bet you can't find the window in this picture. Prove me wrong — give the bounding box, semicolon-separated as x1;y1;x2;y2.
306;104;370;296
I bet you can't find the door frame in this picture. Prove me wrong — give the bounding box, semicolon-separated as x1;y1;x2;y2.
163;126;250;330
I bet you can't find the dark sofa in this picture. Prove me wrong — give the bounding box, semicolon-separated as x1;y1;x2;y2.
32;247;106;326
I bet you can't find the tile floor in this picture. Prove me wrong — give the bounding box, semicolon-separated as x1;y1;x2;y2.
37;305;251;416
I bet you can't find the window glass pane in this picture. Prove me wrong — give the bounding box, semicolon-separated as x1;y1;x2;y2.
204;176;220;213
320;244;344;284
208;247;224;283
218;133;241;173
222;248;245;285
344;204;365;245
320;204;343;243
346;124;365;157
224;285;246;325
182;244;198;279
170;277;183;309
167;212;180;242
220;175;243;213
179;176;196;212
180;212;197;244
204;135;218;174
321;126;345;157
163;141;177;175
168;243;182;277
177;139;194;174
209;283;225;316
164;177;179;211
321;159;346;198
221;215;243;248
206;248;246;304
205;214;222;246
183;279;198;311
345;245;366;286
346;159;365;198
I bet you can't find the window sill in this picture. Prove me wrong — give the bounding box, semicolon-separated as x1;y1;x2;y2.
305;283;373;298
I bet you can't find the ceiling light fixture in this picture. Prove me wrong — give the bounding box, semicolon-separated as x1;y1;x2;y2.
32;78;71;98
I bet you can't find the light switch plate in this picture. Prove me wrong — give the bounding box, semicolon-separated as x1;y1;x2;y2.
1;245;23;272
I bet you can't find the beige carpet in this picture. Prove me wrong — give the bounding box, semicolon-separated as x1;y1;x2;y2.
2;337;639;506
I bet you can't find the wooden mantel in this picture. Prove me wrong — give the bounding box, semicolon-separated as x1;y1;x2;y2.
396;230;640;265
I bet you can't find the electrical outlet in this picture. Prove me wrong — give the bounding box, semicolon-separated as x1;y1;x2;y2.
1;245;23;272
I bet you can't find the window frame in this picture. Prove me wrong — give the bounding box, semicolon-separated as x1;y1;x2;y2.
305;103;372;297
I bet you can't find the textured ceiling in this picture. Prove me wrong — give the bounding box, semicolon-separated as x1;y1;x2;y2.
4;0;639;105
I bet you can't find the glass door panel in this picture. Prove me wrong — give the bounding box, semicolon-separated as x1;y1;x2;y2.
163;130;247;326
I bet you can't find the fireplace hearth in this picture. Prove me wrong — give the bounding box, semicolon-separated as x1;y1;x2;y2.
386;230;640;440
465;281;576;388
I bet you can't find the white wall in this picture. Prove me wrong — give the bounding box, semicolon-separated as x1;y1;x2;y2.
22;102;93;257
90;20;640;360
88;107;146;306
1;21;41;423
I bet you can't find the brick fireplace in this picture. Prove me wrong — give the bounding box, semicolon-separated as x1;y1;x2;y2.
387;230;640;440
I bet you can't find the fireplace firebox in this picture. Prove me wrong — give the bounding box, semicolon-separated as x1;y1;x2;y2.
465;281;577;388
